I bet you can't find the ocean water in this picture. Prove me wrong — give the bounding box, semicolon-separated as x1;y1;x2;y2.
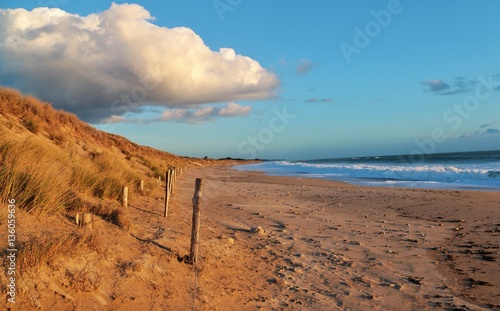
234;150;500;191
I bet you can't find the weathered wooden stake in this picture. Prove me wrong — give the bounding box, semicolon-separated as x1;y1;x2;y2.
171;168;176;194
168;168;175;195
76;213;93;229
140;180;144;191
163;170;170;217
82;213;93;229
189;178;203;263
122;186;128;209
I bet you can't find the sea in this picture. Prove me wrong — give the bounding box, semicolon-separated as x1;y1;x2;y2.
234;150;500;191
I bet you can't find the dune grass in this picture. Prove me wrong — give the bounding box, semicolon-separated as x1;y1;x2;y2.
16;228;106;271
0;130;143;216
0;136;71;215
0;86;188;217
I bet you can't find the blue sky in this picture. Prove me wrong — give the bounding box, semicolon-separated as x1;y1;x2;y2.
1;1;499;160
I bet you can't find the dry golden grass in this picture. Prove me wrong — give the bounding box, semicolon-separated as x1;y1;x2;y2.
16;230;83;271
0;136;72;215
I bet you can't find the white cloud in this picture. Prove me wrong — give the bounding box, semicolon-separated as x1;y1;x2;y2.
305;98;333;103
421;77;477;95
155;102;251;124
421;80;450;93
100;115;128;124
217;102;251;116
296;59;315;75
0;4;279;123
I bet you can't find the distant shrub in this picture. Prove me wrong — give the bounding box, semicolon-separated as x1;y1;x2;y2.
23;118;40;133
65;266;103;292
150;166;162;178
17;231;74;270
110;209;131;231
17;229;105;271
48;133;65;146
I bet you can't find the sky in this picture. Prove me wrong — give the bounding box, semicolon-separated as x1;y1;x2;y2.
0;0;499;160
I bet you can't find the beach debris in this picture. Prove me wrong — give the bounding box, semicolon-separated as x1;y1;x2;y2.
407;276;422;285
465;278;493;287
250;226;265;235
481;255;496;262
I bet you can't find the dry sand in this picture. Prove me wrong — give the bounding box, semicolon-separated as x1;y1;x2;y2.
176;166;500;310
4;165;500;310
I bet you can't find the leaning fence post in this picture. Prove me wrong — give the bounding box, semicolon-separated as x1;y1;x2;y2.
189;178;203;263
122;186;128;210
164;170;170;217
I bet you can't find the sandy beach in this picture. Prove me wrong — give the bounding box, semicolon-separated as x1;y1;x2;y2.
158;165;500;310
4;164;499;310
2;3;500;309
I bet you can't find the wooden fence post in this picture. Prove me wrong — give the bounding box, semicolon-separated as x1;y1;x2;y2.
122;186;128;209
164;170;170;217
169;168;175;195
76;213;93;229
189;178;203;263
82;213;93;229
171;168;176;194
140;180;144;191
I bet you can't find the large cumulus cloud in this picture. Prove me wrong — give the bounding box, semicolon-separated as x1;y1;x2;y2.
0;3;279;123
